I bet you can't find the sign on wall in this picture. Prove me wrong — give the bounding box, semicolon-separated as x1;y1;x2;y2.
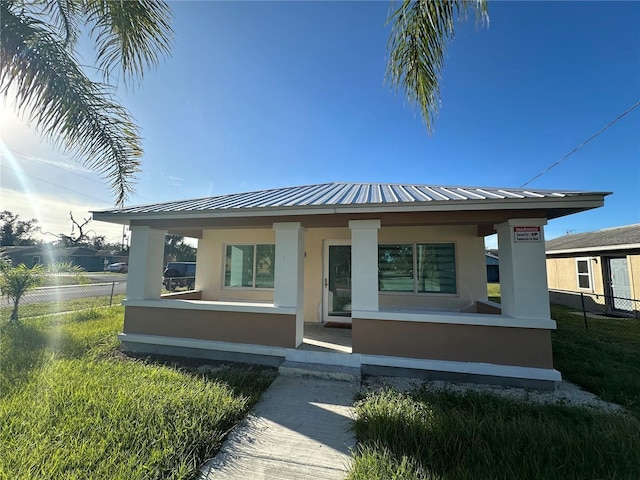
514;226;541;243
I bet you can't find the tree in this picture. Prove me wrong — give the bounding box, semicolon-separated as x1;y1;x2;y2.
0;211;40;246
386;0;488;132
1;0;173;206
164;235;196;263
50;211;93;247
0;258;45;322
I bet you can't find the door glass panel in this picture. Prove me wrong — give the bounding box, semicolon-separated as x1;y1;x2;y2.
328;245;351;317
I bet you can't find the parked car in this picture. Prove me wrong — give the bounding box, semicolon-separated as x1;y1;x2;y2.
163;262;196;291
107;262;128;273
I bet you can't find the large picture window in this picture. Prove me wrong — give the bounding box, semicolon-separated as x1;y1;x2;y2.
224;244;275;288
378;243;457;294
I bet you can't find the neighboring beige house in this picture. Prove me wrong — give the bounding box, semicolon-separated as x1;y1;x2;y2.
546;224;640;314
93;182;608;388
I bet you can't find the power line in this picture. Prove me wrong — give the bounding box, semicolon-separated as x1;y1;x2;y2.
0;164;112;204
5;147;106;185
520;100;640;188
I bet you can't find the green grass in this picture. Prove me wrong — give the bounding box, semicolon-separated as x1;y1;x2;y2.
0;308;275;480
551;303;640;417
0;294;126;321
347;283;640;479
349;388;640;480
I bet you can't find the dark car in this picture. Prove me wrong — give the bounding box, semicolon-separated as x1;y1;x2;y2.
163;262;196;291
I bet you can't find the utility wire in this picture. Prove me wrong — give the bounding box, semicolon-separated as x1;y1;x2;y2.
520;100;640;188
0;164;112;204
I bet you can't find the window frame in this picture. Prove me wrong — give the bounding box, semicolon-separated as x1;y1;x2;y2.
575;257;593;291
222;243;276;290
378;242;458;296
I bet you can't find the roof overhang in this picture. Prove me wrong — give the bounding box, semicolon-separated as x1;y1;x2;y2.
546;243;640;255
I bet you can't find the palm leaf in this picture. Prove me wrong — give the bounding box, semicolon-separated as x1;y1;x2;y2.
0;3;141;205
86;0;173;84
386;0;488;132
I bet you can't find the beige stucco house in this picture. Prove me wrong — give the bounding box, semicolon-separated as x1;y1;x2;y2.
93;183;608;388
547;224;640;314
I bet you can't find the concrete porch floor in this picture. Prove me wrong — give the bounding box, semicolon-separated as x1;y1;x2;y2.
300;322;352;354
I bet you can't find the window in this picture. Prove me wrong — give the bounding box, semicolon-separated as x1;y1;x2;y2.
224;244;275;288
576;258;592;290
378;243;456;294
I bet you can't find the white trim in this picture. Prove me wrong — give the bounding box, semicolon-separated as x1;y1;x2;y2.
575;257;594;291
123;298;295;315
352;309;557;330
118;334;561;382
547;243;640;254
360;354;562;382
118;333;289;358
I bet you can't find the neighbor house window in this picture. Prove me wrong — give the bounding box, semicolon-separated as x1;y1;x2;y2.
576;258;592;290
378;243;456;294
224;244;275;288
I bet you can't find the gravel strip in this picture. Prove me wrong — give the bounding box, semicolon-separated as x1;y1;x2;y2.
362;376;625;414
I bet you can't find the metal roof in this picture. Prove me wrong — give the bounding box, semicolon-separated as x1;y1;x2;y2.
546;224;640;253
93;182;607;216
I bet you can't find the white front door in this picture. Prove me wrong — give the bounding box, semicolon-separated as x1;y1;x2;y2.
323;241;352;323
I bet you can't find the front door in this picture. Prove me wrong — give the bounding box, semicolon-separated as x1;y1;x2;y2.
609;257;632;311
323;242;352;323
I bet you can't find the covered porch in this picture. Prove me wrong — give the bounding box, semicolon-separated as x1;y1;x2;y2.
94;183;609;388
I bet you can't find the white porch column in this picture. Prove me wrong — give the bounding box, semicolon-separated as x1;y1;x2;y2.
273;222;306;346
349;219;381;312
127;226;167;300
495;218;550;319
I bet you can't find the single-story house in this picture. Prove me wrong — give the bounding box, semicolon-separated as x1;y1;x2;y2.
93;182;608;388
546;224;640;314
0;245;127;271
486;250;500;282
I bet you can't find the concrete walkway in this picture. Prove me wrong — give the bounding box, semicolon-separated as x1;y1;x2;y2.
198;376;358;480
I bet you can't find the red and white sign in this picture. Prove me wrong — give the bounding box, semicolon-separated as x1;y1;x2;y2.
514;226;541;243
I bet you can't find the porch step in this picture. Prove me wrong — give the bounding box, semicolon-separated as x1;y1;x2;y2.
286;348;361;367
279;361;361;383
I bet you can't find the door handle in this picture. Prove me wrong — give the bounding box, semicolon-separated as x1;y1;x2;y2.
324;278;328;287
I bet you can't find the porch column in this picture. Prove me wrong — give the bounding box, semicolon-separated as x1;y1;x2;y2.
349;219;381;312
127;226;167;300
273;222;306;346
495;218;550;319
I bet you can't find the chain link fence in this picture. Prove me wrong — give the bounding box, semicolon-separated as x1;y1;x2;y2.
1;281;127;321
549;288;640;331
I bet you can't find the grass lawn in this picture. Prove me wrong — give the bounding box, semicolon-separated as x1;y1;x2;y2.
349;388;640;480
0;308;275;480
346;283;640;479
0;294;127;320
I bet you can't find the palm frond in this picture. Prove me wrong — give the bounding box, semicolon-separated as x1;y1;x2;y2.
85;0;173;84
386;0;488;132
0;3;141;206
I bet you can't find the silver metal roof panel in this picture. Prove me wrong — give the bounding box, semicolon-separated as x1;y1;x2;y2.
93;182;609;217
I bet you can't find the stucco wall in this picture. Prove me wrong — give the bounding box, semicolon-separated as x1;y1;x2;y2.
546;256;605;294
629;254;640;300
352;318;553;369
196;225;487;323
124;306;296;348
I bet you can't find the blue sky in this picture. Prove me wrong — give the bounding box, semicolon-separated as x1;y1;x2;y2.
1;1;639;246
